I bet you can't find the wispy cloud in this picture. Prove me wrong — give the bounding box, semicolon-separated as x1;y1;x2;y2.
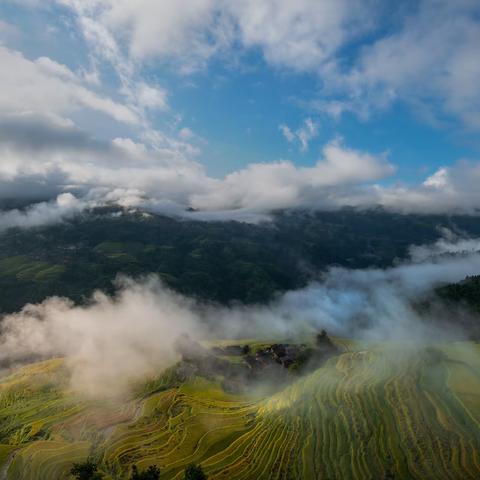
279;118;319;152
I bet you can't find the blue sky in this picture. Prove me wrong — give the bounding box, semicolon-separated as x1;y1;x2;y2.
0;1;480;221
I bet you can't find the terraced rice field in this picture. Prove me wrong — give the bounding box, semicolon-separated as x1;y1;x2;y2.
0;256;65;282
1;341;479;479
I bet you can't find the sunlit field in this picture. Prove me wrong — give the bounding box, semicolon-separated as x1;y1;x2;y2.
1;340;479;479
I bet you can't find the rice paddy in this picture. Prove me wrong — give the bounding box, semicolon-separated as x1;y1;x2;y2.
1;341;479;479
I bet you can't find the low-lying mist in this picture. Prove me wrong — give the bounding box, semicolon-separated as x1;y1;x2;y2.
1;232;479;396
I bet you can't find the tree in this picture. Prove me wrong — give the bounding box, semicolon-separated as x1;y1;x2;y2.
130;464;161;480
70;460;103;480
184;464;207;480
316;329;328;345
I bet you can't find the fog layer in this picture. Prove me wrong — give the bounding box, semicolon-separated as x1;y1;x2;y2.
1;234;479;395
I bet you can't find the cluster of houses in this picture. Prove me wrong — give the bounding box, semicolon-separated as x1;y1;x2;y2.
174;330;338;392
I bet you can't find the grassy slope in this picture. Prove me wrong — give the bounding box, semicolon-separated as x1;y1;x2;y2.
0;256;65;283
0;342;479;479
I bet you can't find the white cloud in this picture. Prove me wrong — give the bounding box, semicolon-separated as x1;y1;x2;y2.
229;0;375;72
0;193;86;231
1;111;480;227
0;19;22;41
279;124;295;143
3;114;480;227
0;114;214;213
12;0;167;143
409;232;480;263
178;127;195;140
134;83;168;110
66;0;373;72
0;276;202;395
0;46;139;125
280;118;319;152
318;1;480;129
190;138;394;212
0;39;196;209
1;1;480;227
359;160;480;215
50;0;480;131
277;237;480;340
0;120;396;226
101;0;230;71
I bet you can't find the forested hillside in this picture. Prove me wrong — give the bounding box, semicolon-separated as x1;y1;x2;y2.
2;208;480;313
436;276;480;313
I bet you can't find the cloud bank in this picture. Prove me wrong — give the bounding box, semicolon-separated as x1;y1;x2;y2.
1;121;480;228
0;193;85;231
2;119;480;229
1;1;480;229
0;277;200;395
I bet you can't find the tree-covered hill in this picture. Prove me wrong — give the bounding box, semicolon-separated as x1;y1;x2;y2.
2;208;480;313
436;275;480;314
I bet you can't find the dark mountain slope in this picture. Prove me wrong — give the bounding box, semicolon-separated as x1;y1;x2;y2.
2;207;480;313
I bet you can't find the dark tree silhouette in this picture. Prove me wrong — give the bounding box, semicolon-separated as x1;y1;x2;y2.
316;329;328;345
184;464;207;480
130;464;161;480
70;460;103;480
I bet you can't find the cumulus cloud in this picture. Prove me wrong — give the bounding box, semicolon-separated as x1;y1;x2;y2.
0;112;209;206
60;0;374;72
42;0;480;130
0;113;398;228
46;0;171;123
2;117;480;229
190;138;393;212
322;0;480;129
95;0;231;72
365;160;480;214
0;45;139;125
229;0;376;72
196;155;480;218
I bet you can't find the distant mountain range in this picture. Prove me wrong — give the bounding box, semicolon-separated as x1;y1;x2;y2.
1;208;480;316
